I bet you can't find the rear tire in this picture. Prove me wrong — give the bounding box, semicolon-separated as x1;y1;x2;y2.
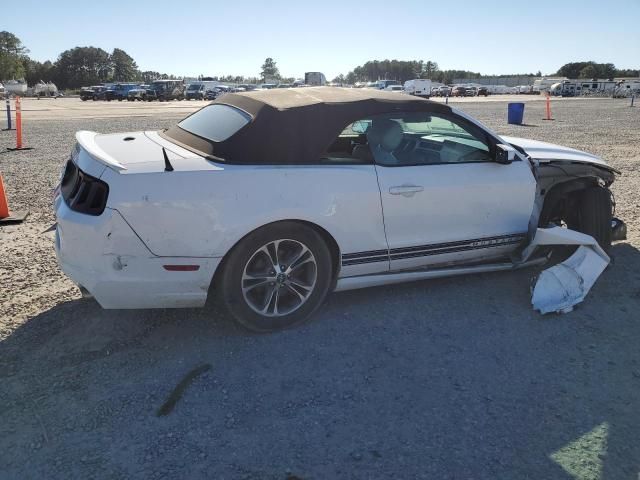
574;186;612;250
218;222;332;332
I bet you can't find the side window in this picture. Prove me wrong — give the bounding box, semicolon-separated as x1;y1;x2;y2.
319;121;373;164
350;112;493;167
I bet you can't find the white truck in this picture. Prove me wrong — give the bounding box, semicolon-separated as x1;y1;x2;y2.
304;72;327;86
403;79;432;98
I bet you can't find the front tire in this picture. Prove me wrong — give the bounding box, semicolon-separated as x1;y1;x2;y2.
219;222;332;332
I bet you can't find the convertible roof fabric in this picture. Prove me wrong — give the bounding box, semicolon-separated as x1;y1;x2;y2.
162;87;452;164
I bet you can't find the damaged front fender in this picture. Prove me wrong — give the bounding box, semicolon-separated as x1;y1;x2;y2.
521;227;610;314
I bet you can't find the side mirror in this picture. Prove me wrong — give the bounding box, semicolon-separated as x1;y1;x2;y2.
495;143;516;164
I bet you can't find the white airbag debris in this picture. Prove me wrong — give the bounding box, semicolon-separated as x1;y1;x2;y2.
525;227;610;314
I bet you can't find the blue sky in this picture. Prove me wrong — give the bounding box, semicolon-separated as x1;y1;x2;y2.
11;0;640;80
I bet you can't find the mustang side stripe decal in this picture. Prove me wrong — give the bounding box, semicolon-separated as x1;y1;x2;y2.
389;233;525;254
342;249;389;260
388;239;523;261
342;256;389;266
341;233;526;266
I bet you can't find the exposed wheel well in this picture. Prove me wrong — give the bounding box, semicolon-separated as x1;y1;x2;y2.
538;177;604;226
209;220;341;293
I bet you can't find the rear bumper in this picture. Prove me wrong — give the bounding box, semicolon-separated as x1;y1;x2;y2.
54;197;221;309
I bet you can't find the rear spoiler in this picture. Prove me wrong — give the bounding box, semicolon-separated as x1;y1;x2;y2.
75;131;127;171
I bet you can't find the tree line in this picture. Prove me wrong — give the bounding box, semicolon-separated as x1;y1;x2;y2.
2;30;638;89
333;59;639;85
0;32;293;88
332;60;489;85
0;31;179;89
556;61;639;79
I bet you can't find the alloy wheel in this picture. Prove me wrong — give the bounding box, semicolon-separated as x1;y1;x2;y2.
241;239;317;317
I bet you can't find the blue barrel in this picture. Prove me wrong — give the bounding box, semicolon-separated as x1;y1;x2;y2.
507;102;525;125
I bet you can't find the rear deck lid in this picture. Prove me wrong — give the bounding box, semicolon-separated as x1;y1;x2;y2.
76;130;220;174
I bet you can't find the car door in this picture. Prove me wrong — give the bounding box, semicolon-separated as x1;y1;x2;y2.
361;111;536;272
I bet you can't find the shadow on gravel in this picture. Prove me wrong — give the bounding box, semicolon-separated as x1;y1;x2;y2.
1;243;640;479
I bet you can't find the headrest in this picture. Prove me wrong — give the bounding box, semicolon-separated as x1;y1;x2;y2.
367;118;403;152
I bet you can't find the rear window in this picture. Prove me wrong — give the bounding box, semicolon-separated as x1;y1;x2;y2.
177;104;251;142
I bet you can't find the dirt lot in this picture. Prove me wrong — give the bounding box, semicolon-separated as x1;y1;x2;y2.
1;96;639;479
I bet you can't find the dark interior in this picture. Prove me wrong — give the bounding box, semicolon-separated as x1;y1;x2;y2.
322;131;447;165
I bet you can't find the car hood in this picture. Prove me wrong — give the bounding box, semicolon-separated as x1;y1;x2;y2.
501;135;613;170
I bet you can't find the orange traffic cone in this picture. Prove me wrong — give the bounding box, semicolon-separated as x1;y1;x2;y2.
0;174;28;224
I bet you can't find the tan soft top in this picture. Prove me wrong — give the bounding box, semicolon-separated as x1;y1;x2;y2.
163;87;451;164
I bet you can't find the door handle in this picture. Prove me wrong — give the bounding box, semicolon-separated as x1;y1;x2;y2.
389;185;424;197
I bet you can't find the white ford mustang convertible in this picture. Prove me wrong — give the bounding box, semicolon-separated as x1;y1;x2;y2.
54;88;624;331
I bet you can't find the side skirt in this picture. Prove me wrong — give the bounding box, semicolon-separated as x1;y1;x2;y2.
333;257;548;292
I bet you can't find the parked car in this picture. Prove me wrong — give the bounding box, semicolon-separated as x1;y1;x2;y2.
476;86;489;97
432;86;451;97
185;81;220;100
465;87;477;96
384;85;404;93
146;80;185;101
185;83;206;100
451;86;467;97
91;86;108;101
54;87;623;332
204;89;218;100
375;80;400;90
206;85;230;100
80;86;103;101
102;83;140;101
127;85;150;101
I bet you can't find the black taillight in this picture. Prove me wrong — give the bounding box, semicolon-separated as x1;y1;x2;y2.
61;160;109;216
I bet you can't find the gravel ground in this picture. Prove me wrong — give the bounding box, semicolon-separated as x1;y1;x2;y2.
1;98;639;479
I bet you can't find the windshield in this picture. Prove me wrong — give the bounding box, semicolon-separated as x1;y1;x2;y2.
187;84;202;91
177;104;251;142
